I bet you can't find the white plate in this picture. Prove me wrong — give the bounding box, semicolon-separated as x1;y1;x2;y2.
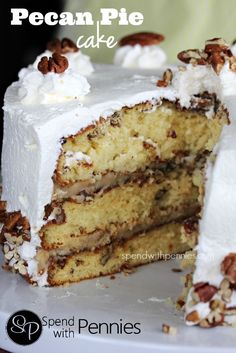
0;253;235;353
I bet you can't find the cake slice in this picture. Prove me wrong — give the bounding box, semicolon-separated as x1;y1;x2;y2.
1;37;228;286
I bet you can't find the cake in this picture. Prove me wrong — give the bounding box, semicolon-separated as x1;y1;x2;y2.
0;37;229;289
113;32;167;69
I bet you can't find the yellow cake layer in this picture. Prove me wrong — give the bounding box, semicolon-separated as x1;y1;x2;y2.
41;167;201;251
54;101;228;187
47;221;190;286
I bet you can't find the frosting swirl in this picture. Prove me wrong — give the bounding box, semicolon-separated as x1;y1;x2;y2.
113;44;166;69
17;67;90;105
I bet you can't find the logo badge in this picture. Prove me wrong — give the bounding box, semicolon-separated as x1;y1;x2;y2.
6;310;42;345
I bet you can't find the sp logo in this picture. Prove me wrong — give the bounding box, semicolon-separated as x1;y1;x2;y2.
6;310;42;345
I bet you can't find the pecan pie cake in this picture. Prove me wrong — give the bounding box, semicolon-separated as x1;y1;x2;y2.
0;37;229;299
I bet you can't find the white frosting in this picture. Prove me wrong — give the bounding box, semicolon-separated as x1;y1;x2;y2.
231;44;236;56
64;151;92;167
28;49;94;76
18;241;37;261
185;96;236;323
17;68;90;105
220;62;236;97
171;65;221;108
113;44;166;69
2;63;222;286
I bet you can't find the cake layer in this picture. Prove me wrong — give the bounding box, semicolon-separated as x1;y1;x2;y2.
46;221;190;286
41;166;201;251
54;99;228;187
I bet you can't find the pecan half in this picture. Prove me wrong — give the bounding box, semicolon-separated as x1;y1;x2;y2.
47;37;79;54
221;253;236;284
157;69;173;87
193;282;217;303
38;53;68;74
119;32;165;47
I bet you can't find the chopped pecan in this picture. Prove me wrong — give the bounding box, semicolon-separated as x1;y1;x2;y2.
47;37;79;53
210;299;225;311
224;306;236;315
177;49;207;65
219;278;232;303
192;282;217;303
183;216;199;234
185;310;200;323
199;312;224;328
177;38;236;74
0;201;7;212
110;112;121;127
162;324;177;335
119;32;165;47
0;201;7;223
17;216;30;231
5;212;21;231
204;38;229;54
44;202;55;221
100;244;113;266
157;69;173;87
167;130;177;138
38;53;68;74
229;56;236;73
221;252;236;284
208;51;225;74
57;256;67;269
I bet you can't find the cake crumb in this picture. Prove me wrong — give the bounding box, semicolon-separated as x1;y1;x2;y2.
110;275;116;280
95;279;108;289
162;323;177;336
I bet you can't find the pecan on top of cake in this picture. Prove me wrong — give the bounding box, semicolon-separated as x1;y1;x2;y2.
157;68;173;87
38;53;69;74
177;38;236;74
47;37;79;54
119;32;165;47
